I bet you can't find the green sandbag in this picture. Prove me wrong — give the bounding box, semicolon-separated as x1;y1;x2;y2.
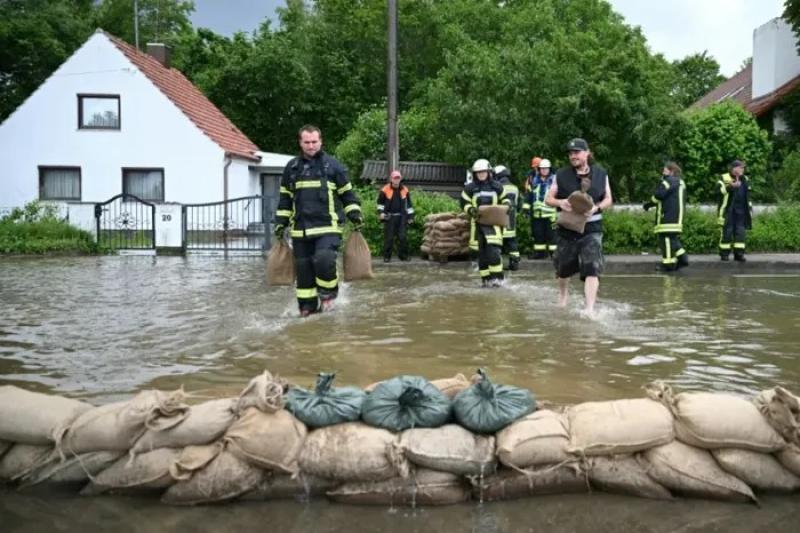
361;376;451;432
285;373;365;428
453;369;535;434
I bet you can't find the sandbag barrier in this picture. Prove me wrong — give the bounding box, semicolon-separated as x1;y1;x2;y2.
2;373;800;507
420;212;470;260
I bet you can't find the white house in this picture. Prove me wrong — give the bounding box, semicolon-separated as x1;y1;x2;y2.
0;29;292;242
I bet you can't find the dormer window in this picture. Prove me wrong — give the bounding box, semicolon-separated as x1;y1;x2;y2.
78;94;120;130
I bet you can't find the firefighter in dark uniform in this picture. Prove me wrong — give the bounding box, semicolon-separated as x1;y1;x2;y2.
493;165;521;271
461;159;510;287
273;125;362;316
522;158;557;259
377;170;414;262
644;161;689;271
717;160;752;262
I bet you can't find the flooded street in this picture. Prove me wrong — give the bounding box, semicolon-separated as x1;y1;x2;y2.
1;256;800;531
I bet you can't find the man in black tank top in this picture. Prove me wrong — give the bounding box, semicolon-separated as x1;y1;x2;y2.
545;138;614;313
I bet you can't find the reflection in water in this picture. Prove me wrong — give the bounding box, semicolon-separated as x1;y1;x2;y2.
1;257;800;530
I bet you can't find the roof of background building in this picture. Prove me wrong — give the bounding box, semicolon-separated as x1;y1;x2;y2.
361;160;466;184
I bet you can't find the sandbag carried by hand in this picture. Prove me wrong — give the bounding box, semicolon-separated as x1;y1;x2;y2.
266;238;295;286
477;205;509;227
343;231;373;281
557;191;594;234
286;373;366;428
452;368;535;434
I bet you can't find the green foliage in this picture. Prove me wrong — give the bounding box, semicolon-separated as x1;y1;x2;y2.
749;203;800;251
93;0;194;48
601;209;657;254
676;101;772;203
670;52;727;108
766;150;800;202
0;201;101;254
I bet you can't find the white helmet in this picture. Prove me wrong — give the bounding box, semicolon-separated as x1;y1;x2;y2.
493;165;508;175
538;159;552;169
471;158;491;173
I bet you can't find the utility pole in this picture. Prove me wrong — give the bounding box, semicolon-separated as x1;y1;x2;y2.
387;0;399;174
134;0;140;49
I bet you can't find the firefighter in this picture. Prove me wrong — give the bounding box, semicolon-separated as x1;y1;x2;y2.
523;159;557;259
494;165;521;270
524;156;542;193
377;170;414;262
717;160;752;262
273;125;362;317
644;161;689;271
461;159;509;287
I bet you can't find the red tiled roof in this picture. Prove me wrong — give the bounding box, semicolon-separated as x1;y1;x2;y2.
105;32;260;161
747;74;800;116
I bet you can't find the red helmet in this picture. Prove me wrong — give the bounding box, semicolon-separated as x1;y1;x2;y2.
530;156;542;168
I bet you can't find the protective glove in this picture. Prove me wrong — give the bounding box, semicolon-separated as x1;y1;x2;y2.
349;212;364;231
642;201;655;211
467;206;478;219
273;224;285;238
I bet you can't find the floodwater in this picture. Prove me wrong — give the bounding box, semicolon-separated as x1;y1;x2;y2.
1;256;800;531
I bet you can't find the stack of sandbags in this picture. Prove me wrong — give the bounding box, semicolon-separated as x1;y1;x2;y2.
420;212;470;258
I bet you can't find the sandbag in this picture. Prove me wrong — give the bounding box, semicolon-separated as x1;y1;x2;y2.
131;398;236;456
430;374;471;400
712;448;800;492
224;407;306;474
266;238;295;286
471;465;587;502
162;448;264;505
81;447;181;495
496;410;571;468
235;370;286;414
0;440;10;459
755;387;800;446
568;190;594;213
285;373;365;428
640;441;756;503
477;205;509;227
59;389;188;455
452;369;535;434
169;442;224;481
587;455;672;500
361;375;451;432
328;469;470;506
20;451;122;487
241;472;339;501
343;231;374;282
398;424;495;476
299;422;408;482
0;385;93;445
567;398;673;456
647;382;785;452
556;210;589;234
776;445;800;476
0;444;53;482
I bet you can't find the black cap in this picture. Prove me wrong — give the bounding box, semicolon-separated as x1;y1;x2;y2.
730;159;745;169
567;138;589;151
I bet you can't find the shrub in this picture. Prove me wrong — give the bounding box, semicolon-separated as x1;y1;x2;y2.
0;201;101;254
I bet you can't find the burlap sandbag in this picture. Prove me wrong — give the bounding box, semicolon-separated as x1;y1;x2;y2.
567;398;673;456
169;442;223;481
496;410;572;469
241;472;339;501
162;447;264;506
587;455;672;500
471;465;588;502
0;386;93;445
20;451;122;487
131;398;236;456
81;447;181;495
646;382;785;452
712;448;800;492
266;238;295;286
556;191;594;233
343;231;373;282
299;422;408;482
477;205;509;227
430;374;471;400
328;468;470;506
776;445;800;476
59;389;189;456
754;387;800;446
235;370;286;415
0;440;10;459
433;220;458;232
398;424;495;476
639;441;756;503
0;444;53;482
224;407;306;474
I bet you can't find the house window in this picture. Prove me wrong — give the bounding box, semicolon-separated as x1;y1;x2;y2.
122;168;164;202
78;94;120;129
39;166;81;201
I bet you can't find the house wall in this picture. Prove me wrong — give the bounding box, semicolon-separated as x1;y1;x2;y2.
0;31;238;210
752;18;800;99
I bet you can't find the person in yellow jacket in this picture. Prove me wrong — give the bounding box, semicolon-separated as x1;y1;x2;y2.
717;160;752;262
522;159;557;259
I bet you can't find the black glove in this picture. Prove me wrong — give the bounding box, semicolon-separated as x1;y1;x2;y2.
642;201;655;211
273;224;285;238
348;212;363;230
467;206;477;219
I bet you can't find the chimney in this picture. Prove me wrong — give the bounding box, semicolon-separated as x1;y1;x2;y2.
146;43;171;68
752;18;800;100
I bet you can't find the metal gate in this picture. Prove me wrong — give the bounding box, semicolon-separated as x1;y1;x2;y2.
182;196;269;252
95;194;156;250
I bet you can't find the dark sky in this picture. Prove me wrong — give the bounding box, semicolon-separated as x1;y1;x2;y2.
189;0;284;36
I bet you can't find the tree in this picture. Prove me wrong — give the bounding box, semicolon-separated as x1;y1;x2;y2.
784;0;800;53
671;52;726;108
93;0;195;49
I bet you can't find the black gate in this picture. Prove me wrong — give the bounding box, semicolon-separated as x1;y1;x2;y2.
182;196;269;252
95;194;156;250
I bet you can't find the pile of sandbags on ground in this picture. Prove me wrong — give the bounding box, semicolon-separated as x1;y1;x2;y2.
420;212;470;259
3;374;800;508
